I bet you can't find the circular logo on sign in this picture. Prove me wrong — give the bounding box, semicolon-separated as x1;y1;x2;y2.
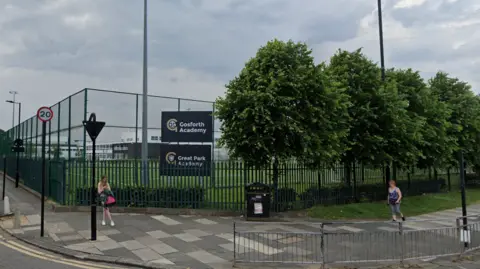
166;119;178;132
165;152;176;164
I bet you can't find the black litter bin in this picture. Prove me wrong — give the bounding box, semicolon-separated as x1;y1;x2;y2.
245;182;271;220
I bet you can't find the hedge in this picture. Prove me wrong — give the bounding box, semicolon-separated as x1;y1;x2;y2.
75;186;205;209
272;178;446;211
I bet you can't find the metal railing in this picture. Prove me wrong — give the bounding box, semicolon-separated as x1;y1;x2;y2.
233;218;480;266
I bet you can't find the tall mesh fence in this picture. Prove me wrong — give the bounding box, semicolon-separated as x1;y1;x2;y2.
0;88;219;161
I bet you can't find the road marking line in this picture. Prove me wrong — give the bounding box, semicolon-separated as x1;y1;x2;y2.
0;241;94;269
5;240;118;269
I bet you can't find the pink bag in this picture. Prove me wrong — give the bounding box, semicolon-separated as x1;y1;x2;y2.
106;196;116;205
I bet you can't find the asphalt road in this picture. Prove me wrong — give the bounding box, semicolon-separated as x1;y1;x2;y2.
0;234;134;269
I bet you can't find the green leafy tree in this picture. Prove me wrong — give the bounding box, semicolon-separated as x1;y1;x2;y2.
326;49;421;184
429;72;480;169
387;69;454;173
216;39;350;185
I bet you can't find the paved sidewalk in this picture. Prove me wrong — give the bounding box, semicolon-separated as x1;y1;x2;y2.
1;172;480;269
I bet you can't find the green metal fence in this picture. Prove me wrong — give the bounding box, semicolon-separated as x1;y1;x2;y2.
0;157;66;203
64;159;456;211
0;156;461;212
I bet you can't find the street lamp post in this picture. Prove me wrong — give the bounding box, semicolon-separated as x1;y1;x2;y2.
5;100;21;188
141;0;149;184
8;91;18;139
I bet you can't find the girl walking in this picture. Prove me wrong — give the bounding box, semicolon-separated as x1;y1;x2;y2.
98;175;116;227
388;179;405;222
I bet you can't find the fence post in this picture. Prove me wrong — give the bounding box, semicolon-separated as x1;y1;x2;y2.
62;159;67;205
233;221;236;266
456;218;464;253
399;222;404;265
321;223;325;267
134;94;139;185
2;157;6;200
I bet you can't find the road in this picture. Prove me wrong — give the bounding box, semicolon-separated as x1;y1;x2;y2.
0;234;134;269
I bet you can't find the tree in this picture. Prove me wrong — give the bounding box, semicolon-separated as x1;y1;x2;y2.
325;49;422;184
215;39;350;182
387;69;454;173
429;72;480;169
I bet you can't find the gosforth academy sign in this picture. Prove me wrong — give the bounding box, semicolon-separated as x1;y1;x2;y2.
161;111;213;142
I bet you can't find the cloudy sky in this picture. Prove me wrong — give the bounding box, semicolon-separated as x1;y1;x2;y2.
0;0;479;134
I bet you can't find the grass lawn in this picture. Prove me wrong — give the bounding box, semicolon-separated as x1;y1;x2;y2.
307;188;480;220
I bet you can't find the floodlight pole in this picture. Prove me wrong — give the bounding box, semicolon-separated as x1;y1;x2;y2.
377;0;390;188
141;0;149;184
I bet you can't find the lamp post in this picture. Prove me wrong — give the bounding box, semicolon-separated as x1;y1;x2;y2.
6;100;21;188
7;91;18;139
141;0;149;184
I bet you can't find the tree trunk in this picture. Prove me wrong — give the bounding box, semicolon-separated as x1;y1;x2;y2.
447;168;451;191
361;163;365;183
353;161;357;202
272;157;279;212
345;163;352;187
392;162;397;181
407;166;411;190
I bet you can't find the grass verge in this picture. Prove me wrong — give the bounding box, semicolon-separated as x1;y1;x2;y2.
307;188;480;220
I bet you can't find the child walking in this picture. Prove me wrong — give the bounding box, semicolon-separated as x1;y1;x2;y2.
388;179;405;222
98;175;115;227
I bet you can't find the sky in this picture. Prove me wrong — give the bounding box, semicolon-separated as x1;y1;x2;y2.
1;0;479;134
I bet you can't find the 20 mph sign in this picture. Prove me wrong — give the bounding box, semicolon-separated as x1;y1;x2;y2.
37;107;53;122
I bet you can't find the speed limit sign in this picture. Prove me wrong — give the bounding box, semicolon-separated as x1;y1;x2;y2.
37;106;54;122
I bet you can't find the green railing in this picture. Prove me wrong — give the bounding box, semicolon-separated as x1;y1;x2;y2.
65;159;456;211
0;156;460;212
1;157;66;204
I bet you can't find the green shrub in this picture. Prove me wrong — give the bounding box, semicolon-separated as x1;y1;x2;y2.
299;178;446;208
272;187;297;212
75;186;205;208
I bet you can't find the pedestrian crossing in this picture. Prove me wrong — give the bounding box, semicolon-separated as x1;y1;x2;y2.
6;206;480;269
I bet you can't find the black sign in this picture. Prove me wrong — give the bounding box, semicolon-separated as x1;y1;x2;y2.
13;139;23;147
161;111;213;142
159;144;211;176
